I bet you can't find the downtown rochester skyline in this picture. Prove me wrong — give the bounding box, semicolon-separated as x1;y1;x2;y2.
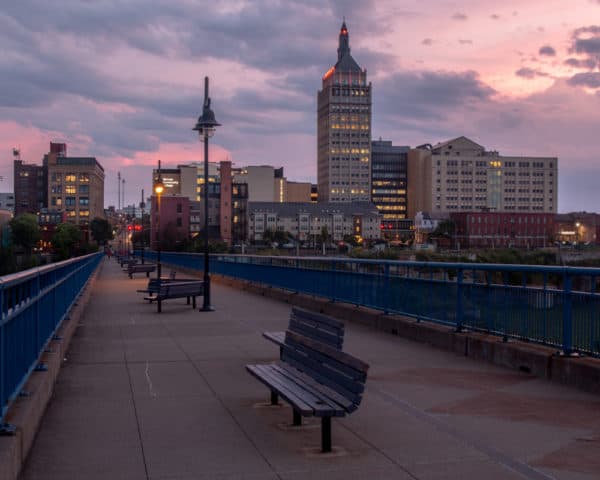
0;0;599;212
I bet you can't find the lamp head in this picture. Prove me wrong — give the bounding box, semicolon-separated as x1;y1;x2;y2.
193;97;221;137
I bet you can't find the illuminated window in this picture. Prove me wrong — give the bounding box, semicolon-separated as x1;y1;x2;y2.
79;173;89;183
79;210;89;217
65;185;76;194
65;174;76;182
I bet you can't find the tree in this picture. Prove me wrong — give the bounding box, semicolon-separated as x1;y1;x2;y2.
52;223;81;260
318;226;330;246
90;217;114;245
10;213;41;255
432;220;455;238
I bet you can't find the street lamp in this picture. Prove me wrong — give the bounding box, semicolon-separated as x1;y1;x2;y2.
193;76;221;312
154;161;164;281
140;188;145;264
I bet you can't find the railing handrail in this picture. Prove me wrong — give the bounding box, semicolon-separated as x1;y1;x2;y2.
138;250;600;358
0;252;101;288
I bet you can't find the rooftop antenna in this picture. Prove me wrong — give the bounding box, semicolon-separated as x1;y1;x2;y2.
12;148;21;161
122;178;126;210
118;172;121;210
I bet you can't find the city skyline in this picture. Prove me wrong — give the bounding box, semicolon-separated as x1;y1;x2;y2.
0;1;599;212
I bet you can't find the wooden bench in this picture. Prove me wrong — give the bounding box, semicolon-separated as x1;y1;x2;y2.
138;277;199;300
127;263;156;278
120;257;137;269
263;307;344;354
246;331;369;453
154;281;204;313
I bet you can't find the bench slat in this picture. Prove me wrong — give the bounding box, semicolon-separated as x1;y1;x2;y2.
287;331;368;374
271;364;355;413
291;307;345;330
247;364;340;416
289;318;343;348
282;348;363;404
262;331;286;346
263;307;344;350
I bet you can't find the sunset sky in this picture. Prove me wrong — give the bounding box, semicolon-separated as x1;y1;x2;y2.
1;0;599;212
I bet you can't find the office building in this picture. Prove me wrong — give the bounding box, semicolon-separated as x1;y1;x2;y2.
0;193;15;214
371;140;410;238
13;153;47;216
407;146;433;218
430;137;557;213
44;143;105;225
317;21;372;203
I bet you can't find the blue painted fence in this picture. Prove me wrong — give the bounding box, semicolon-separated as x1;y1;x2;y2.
0;253;102;425
138;251;600;357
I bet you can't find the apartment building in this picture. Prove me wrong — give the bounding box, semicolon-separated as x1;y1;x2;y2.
247;202;381;243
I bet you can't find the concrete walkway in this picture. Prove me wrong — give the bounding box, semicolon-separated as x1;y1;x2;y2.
20;258;600;480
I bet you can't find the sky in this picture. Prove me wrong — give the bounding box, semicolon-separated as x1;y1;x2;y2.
0;0;599;213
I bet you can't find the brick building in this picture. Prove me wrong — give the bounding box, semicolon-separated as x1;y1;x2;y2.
451;211;554;249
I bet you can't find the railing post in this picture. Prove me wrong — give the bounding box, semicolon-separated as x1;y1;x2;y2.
455;268;464;332
383;263;390;314
562;272;573;356
331;260;336;302
0;283;5;421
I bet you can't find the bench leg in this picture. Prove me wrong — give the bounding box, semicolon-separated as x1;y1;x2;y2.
157;299;162;313
321;417;332;453
187;296;190;305
146;271;150;277
270;391;278;405
192;296;196;309
293;410;302;426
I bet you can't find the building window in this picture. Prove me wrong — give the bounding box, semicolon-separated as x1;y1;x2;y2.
79;197;89;206
176;217;182;227
65;174;76;182
79;173;89;183
177;203;182;213
79;184;89;194
65;197;76;206
65;185;76;194
51;173;62;182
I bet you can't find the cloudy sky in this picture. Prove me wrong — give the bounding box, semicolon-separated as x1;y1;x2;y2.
1;0;599;212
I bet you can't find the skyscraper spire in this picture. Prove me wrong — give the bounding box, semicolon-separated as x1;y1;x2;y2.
337;19;350;61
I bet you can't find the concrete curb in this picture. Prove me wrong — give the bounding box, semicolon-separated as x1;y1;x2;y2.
0;258;104;480
210;273;600;396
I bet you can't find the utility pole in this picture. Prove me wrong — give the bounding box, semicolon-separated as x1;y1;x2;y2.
117;172;121;210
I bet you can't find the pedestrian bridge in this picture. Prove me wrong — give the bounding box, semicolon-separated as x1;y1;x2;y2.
2;255;600;479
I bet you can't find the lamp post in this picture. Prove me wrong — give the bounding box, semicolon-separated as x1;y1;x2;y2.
193;76;220;312
154;161;164;281
140;188;145;264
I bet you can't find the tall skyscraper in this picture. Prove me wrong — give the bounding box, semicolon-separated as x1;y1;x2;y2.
317;21;371;203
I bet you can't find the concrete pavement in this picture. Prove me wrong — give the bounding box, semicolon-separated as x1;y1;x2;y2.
19;258;600;479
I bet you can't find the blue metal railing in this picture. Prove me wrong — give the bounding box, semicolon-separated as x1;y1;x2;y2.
136;251;600;357
0;253;102;424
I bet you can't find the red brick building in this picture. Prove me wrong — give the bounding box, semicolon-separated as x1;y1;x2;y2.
451;212;554;249
151;195;190;250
